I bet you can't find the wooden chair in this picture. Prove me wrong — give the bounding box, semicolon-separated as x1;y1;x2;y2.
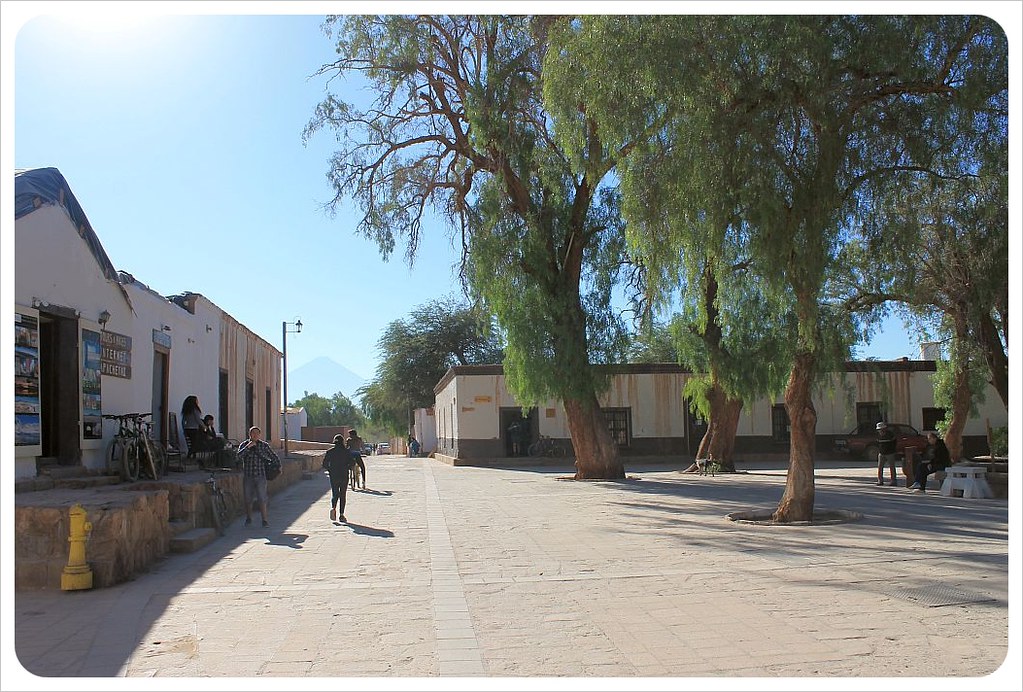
165;413;186;472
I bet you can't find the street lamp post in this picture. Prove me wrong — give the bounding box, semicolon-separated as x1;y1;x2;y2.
282;318;303;458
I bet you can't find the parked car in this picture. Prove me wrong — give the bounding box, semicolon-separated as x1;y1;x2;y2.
376;442;391;455
362;443;374;457
833;422;930;460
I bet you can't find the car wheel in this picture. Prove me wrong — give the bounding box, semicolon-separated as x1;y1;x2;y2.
864;444;879;462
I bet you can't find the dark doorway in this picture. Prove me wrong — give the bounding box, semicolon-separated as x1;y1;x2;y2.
38;311;80;465
151;348;169;443
683;397;707;457
219;370;229;438
245;379;254;431
265;387;272;442
500;407;537;457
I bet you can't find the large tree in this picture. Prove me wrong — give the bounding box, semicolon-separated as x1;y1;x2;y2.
305;15;657;479
545;15;1005;519
358;296;503;433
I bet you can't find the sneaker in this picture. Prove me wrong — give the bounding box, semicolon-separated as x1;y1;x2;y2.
244;517;252;526
876;480;884;486
330;508;336;522
888;480;898;486
339;515;347;523
262;520;270;528
909;482;921;490
914;488;925;494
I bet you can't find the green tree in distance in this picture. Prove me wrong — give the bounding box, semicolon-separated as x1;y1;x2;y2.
358;296;503;435
545;15;1005;519
291;390;366;429
304;16;663;479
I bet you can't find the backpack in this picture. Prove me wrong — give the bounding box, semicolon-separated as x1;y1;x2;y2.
265;454;282;481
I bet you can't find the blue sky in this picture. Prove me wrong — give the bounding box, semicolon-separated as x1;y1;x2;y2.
6;4;1014;393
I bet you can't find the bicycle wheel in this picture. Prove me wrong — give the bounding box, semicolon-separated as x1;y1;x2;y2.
121;439;141;482
152;442;167;478
210;488;228;536
528;441;542;457
139;437;162;480
107;437;125;477
553;443;567;458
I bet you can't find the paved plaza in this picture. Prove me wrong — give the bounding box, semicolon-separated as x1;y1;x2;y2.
6;453;1018;690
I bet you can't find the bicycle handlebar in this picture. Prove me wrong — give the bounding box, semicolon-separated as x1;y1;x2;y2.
101;412;153;420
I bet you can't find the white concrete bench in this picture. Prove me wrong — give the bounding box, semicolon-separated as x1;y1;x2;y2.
940;464;993;499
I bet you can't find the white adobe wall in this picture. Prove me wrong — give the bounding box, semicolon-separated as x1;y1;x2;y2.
14;205;135;477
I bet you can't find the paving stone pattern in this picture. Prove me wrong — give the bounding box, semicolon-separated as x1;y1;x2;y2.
10;455;1015;686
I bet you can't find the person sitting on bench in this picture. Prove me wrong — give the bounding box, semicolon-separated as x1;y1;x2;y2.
911;431;951;493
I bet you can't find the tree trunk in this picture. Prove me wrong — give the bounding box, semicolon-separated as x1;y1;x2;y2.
977;312;1008;409
773;351;817;522
943;357;972;463
692;384;742;472
564;396;624;480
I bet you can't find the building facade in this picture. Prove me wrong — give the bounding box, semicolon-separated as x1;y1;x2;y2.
432;362;1006;463
13;167;281;481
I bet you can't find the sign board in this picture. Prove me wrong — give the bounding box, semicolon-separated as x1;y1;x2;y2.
152;329;172;349
100;330;132;379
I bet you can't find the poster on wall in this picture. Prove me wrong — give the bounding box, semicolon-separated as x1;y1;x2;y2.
82;328;102;439
15;312;41;446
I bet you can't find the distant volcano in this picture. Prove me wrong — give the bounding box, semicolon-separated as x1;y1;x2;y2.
287;356;366;403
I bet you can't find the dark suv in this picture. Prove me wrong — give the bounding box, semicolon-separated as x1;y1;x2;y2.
833;422;930;460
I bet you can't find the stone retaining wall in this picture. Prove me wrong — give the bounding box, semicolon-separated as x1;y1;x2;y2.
14;452;325;591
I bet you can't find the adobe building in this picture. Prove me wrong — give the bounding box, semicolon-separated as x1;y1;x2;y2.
431;362;1006;464
13;167;281;482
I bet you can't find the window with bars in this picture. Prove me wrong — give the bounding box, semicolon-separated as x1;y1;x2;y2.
603;408;631;447
771;404;790;443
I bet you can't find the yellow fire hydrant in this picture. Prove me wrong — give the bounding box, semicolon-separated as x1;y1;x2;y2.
61;503;93;591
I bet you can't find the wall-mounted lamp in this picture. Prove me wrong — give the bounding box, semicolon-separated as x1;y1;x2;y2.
161;325;172;332
98;310;111;327
206;324;213;333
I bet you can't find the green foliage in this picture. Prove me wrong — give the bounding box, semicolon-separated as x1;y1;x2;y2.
307;15;633;419
291;391;366;429
358;295;504;435
931;336;987;431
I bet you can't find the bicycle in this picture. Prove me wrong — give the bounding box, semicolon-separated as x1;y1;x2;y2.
528;434;566;458
136;413;167;480
205;468;231;536
102;413;142;482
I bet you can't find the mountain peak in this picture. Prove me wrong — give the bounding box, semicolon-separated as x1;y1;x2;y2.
287;357;366;402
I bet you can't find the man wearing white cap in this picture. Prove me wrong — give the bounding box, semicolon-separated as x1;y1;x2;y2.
875;422;898;486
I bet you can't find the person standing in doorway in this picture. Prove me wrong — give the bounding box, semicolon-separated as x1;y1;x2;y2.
322;434;353;522
347;428;367;489
508;419;523;457
237;426;279;528
181;395;203;458
876;421;898;486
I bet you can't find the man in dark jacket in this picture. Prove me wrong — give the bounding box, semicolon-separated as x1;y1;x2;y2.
876;422;898;486
323;434;354;522
911;432;952;493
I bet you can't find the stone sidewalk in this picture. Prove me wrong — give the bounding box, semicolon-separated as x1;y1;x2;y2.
6;454;1018;688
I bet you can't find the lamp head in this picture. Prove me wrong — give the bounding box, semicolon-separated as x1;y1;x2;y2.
295;319;303;333
98;310;111;327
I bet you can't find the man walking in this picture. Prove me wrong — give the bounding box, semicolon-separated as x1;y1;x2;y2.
323;433;353;523
237;426;279;528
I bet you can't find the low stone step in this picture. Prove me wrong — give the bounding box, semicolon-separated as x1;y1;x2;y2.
53;475;122;490
169;528;218;554
168;519;193;537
